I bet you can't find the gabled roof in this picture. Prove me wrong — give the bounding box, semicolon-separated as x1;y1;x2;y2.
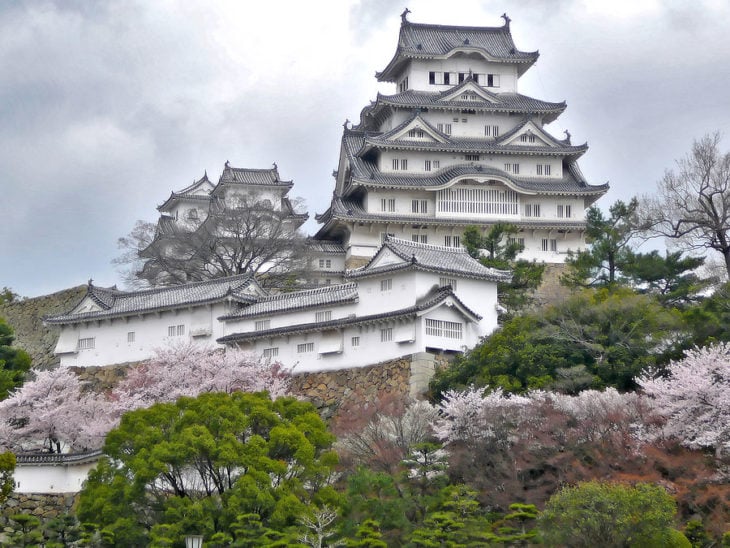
346;237;510;282
216;285;480;345
497;118;574;148
305;239;347;255
377;15;538;82
44;274;263;324
359;88;566;128
157;173;215;212
219;283;359;320
217;163;293;188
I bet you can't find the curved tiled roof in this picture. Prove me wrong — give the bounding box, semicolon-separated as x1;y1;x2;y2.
305;239;347;254
45;274;261;324
346;237;510;282
360;88;566;127
217;285;480;344
218;164;293;187
16;450;103;466
220;283;359;320
377;17;538;82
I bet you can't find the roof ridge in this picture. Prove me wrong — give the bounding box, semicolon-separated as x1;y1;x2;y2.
116;273;253;298
386;236;469;255
259;282;357;302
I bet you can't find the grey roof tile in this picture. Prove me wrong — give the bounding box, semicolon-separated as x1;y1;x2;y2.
218;164;293;187
220;283;359;320
217;285;479;344
45;274;260;324
377;19;538;81
346;237;510;282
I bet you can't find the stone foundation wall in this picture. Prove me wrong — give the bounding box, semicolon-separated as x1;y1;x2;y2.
1;493;77;524
0;286;86;370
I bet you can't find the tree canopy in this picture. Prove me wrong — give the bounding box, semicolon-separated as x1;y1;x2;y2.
0;317;31;401
77;391;339;546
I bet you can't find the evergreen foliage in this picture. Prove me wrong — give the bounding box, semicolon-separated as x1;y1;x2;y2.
0;316;31;400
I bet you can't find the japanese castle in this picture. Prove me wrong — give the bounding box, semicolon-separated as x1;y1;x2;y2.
48;12;607;373
316;11;608;266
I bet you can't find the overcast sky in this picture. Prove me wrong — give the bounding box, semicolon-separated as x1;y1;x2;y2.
3;0;730;298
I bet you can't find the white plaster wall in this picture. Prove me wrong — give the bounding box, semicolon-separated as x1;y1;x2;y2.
57;303;229;367
15;462;98;494
406;59;518;93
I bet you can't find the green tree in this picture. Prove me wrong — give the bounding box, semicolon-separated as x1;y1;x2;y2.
562;198;639;288
7;513;44;547
463;224;545;313
0;287;19;304
0;451;15;505
0;317;31;400
430;287;682;396
346;519;387;548
538;482;689;547
77;391;338;546
622;250;707;307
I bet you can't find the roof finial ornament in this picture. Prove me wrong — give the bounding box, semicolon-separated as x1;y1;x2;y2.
501;13;511;29
401;8;411;23
564;129;572;144
87;278;93;287
225;160;230;168
272;162;277;171
343;118;350;129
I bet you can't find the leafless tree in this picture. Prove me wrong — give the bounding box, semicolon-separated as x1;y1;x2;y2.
640;132;730;278
115;197;308;288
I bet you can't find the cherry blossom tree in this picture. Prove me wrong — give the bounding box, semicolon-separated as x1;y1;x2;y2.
0;368;113;453
638;343;730;456
0;344;291;453
110;342;290;415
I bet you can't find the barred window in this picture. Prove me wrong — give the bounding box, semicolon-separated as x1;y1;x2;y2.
168;324;185;337
351;336;360;347
437;187;519;215
439;277;458;290
380;279;393;292
263;347;278;358
297;342;314;353
525;204;541;217
425;319;463;339
78;337;95;350
380;328;393;342
315;311;332;322
255;320;270;331
127;332;135;343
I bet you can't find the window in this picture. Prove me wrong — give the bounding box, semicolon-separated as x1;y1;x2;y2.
255;320;270;331
507;237;526;249
380;279;393;292
380;328;393;342
525;203;541;217
297;342;315;353
429;71;437;84
439;277;458;290
544;164;551;176
78;337;95;350
318;259;332;269
437;123;443;132
444;123;452;135
425;319;463;339
465;154;480;162
408;128;424;138
542;239;558;252
453;117;459;123
380;198;395;212
557;204;572;218
536;164;543;175
486;73;500;87
351;336;360;347
168;324;185;337
398;77;409;93
437;187;519;215
537;164;551;176
433;160;440;169
444;235;461;247
263;347;279;358
127;332;135;343
412;234;428;243
504;163;519;174
391;159;407;171
411;199;427;213
424;160;431;172
315;310;332;322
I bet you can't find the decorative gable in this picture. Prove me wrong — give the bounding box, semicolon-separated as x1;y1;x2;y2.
390;115;448;143
440;81;498;103
501;120;556;147
367;248;406;268
71;297;103;315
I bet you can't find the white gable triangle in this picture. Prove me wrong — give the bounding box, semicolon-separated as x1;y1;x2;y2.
367;248;407;269
391;117;447;143
441;81;498;104
503;121;557;147
71;297;103;315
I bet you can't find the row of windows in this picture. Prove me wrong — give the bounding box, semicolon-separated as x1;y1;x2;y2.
168;324;185;337
437;187;519;215
428;71;500;87
388;157;554;176
520;134;536;143
542;238;558;252
318;259;332;269
398;77;409;93
536;164;552;176
392;158;408;171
